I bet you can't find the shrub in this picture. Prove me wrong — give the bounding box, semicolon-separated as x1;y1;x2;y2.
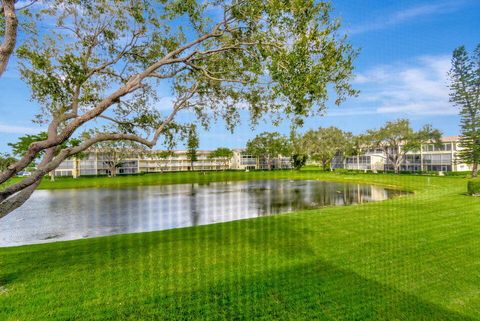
444;171;471;177
467;179;480;195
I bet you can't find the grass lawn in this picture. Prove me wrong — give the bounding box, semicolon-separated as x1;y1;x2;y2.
1;171;479;320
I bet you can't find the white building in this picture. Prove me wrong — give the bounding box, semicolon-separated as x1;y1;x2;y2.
331;136;472;172
53;149;292;177
230;149;292;171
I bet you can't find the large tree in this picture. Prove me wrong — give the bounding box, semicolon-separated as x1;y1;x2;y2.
0;0;357;218
95;141;144;177
186;125;199;171
301;127;353;170
448;44;480;177
289;129;308;170
208;147;233;170
246;132;290;170
363;119;442;174
151;150;175;173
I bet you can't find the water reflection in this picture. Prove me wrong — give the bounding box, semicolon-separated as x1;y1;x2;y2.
0;180;404;246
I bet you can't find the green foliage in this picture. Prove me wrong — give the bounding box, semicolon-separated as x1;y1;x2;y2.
208;147;233;162
246;132;291;169
448;44;480;177
289;129;308;169
155;150;175;159
362;119;442;173
186;125;199;169
292;154;308;170
0;153;16;172
8;132;48;158
8;132;84;160
14;0;356;139
467;179;480;195
301;127;353;170
206;147;233;169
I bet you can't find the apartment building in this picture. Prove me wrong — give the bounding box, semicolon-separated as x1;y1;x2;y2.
53;149;292;177
332;136;472;172
230;150;292;170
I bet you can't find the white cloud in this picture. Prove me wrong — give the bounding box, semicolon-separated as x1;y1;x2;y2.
0;123;41;135
350;0;470;34
349;55;457;116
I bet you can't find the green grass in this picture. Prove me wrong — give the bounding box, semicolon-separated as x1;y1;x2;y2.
3;169;414;191
5;169;334;190
1;171;479;320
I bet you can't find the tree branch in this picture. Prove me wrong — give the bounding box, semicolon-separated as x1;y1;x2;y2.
0;133;152;203
0;18;227;184
0;0;18;76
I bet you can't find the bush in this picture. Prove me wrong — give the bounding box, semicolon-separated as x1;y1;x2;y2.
333;168;351;175
467;179;480;195
443;171;471;177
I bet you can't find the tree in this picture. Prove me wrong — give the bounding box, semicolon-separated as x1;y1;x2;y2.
289;129;308;170
0;153;16;172
94;141;143;177
152;150;175;173
8;132;82;181
8;132;49;160
363;119;442;174
0;0;17;76
448;44;480;177
186;126;199;171
208;147;233;170
301;127;353;170
246;132;290;170
291;154;308;170
0;0;357;218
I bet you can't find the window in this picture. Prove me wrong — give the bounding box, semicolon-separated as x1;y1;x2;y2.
422;143;453;152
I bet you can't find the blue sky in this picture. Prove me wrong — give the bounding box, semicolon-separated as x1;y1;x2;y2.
0;0;479;151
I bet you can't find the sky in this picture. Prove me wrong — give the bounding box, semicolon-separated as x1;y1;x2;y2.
0;0;479;151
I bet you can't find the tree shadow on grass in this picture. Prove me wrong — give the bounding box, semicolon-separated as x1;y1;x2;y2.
92;260;474;321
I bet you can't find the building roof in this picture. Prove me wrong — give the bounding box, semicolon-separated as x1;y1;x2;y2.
440;136;460;142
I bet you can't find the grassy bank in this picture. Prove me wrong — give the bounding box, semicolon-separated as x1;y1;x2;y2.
1;171;479;320
5;169;422;191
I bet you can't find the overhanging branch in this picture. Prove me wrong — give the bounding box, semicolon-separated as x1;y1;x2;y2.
0;0;18;76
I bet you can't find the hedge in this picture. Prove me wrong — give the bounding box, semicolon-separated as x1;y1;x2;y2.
467;179;480;195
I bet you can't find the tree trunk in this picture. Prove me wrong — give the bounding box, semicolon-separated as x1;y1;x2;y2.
472;163;478;178
0;179;41;219
394;164;400;174
322;160;328;171
0;0;18;77
110;165;117;177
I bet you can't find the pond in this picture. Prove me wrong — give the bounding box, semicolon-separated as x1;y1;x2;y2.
0;180;405;247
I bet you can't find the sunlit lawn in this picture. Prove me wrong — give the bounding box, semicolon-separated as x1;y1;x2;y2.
1;170;479;320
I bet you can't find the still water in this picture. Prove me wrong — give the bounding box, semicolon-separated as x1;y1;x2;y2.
0;180;404;246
